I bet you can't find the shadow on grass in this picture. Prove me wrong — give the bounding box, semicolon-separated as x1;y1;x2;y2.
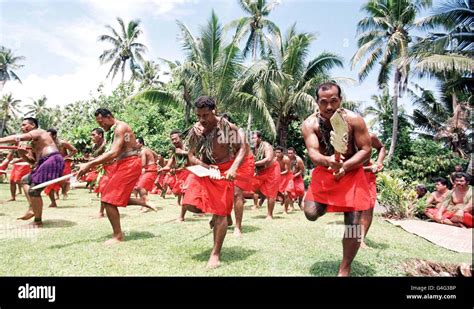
309;260;376;277
364;238;390;250
327;220;345;225
41;219;77;228
192;246;257;264
48;231;158;249
251;215;283;220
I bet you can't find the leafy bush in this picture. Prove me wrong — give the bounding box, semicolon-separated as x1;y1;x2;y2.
397;138;468;185
376;172;418;219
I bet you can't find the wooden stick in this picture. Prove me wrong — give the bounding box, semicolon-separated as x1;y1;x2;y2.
0;146;32;150
30;173;77;190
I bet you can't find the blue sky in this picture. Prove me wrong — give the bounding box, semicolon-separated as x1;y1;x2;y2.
0;0;440;116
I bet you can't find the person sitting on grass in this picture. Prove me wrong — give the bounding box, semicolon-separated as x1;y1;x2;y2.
424;177;450;221
433;172;472;228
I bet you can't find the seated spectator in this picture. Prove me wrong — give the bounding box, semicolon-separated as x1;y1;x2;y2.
416;184;428;199
434;172;472;228
425;178;450;220
449;164;463;185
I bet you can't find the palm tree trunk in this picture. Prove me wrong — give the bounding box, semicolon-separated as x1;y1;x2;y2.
387;70;401;162
246;113;252;133
247;40;258;134
277;115;288;149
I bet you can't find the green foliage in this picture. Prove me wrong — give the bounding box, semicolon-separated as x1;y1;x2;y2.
376;172;417;219
396;138;468;185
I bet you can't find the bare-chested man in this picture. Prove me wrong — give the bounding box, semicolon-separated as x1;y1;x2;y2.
7;150;32;201
0;117;65;226
302;82;372;276
275;146;294;214
77;108;152;244
84;128;106;193
157;130;191;222
424;177;450;220
360;132;386;248
251;131;280;219
182;96;245;268
47;128;77;200
435;172;472;228
287;147;305;210
135;137;158;212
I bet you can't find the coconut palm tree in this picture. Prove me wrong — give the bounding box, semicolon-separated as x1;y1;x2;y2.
0;46;24;91
25;96;52;124
239;25;346;146
133;60;165;90
229;0;280;131
0;93;21;136
98;17;147;82
138;12;277;131
351;0;432;161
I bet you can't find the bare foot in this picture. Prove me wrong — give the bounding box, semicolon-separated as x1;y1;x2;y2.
26;221;43;228
233;228;242;237
360;241;368;249
48;204;57;208
283;211;289;215
105;234;124;245
91;213;105;219
265;215;273;220
337;267;351;277
17;211;34;221
206;255;221;269
251;206;258;210
175;218;185;223
62;194;68;200
7;198;16;202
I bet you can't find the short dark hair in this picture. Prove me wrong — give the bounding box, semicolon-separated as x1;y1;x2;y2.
287;147;295;152
316;82;342;101
454;172;470;182
94;108;113;118
275;146;284;152
170;129;181;137
91;128;104;137
416;184;427;193
46;128;57;137
220;112;232;122
194;96;216;110
434;177;448;187
137;137;145;145
23;117;38;128
253;131;262;138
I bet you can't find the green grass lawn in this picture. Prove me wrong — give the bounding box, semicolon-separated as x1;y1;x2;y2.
0;183;470;276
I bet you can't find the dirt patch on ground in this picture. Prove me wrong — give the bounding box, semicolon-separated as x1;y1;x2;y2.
402;259;472;277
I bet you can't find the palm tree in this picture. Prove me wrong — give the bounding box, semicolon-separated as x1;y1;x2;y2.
133;60;165;90
138;12;275;130
239;25;345;146
25;96;52;127
229;0;280;131
351;0;432;161
0;93;21;136
0;46;25;91
408;83;472;157
98;17;147;82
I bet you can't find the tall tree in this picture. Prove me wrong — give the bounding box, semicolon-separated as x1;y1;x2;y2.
98;17;147;82
229;0;281;131
133;60;165;90
0;46;24;91
351;0;432;161
239;25;345;146
0;93;21;136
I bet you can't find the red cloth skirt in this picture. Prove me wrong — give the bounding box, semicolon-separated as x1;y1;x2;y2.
136;164;158;192
44;160;74;194
10;164;32;182
278;171;294;195
235;154;255;192
101;156;142;207
85;170;99;183
290;174;305;198
171;169;190;195
95;163;118;194
253;161;280;198
364;169;377;209
305;165;371;212
182;160;235;216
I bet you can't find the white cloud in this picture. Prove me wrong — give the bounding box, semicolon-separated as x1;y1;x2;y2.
3;64;121;114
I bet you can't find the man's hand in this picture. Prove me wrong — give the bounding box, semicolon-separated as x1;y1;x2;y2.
375;163;383;173
77;163;92;178
327;154;344;171
333;166;346;181
16;144;29;155
224;167;237;181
